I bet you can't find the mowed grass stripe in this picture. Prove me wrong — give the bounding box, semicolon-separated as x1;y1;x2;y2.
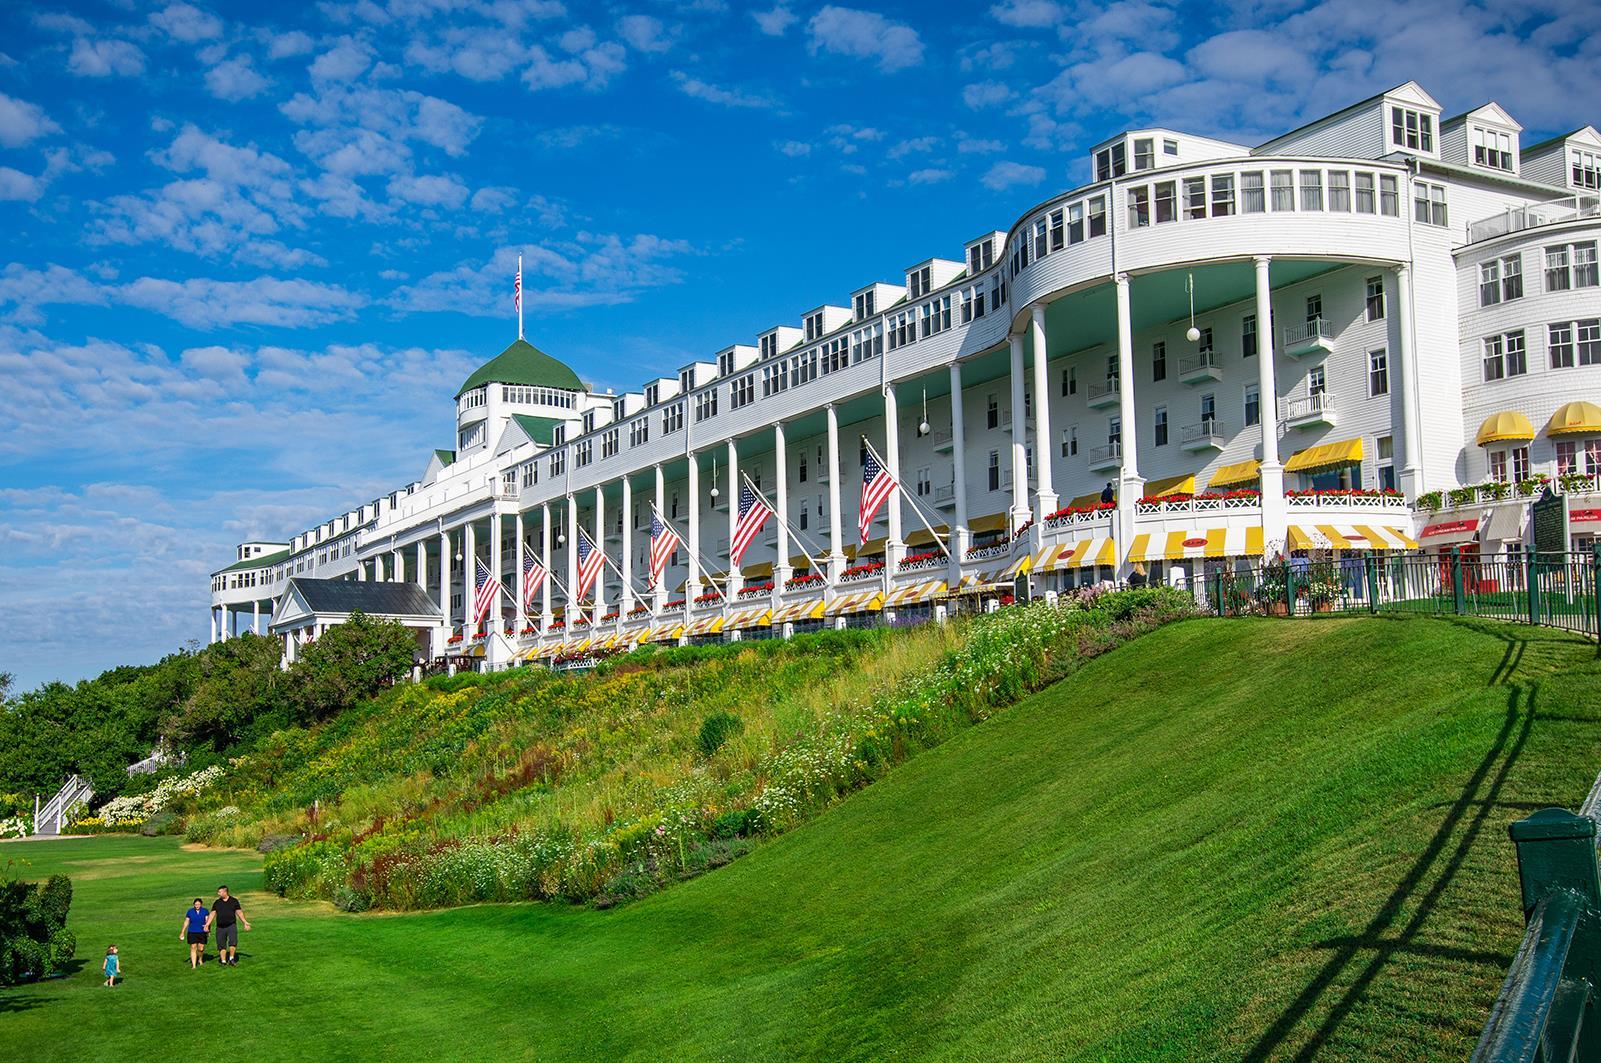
5;616;1599;1061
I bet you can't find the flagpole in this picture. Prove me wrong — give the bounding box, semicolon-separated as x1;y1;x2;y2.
516;253;524;340
740;473;827;582
863;436;951;561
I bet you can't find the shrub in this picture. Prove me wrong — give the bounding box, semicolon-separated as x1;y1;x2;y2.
697;711;745;758
711;809;753;839
0;869;75;986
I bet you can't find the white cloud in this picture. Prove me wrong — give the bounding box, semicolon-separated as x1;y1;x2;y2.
309;37;374;84
957;135;1004;154
806;6;924;73
775;139;812;157
617;14;673;53
671;71;778;109
963;81;1014;108
523;39;627;91
989;0;1061;28
0;167;42;202
906;168;952;185
387;173;470;209
150;2;224;42
266;30;315;59
118;275;366;328
981;160;1045;191
887;135;937;159
205;55;271;100
753;5;797;35
67;38;147;77
390;239;695;315
406;27;533;81
469;186;519;212
0;93;61;147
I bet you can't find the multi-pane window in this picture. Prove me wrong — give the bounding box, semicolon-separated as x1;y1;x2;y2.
1482;335;1505;381
1328;170;1350;211
1308;365;1325;396
1154;181;1176;223
549;448;566;476
1242;171;1265;213
1546;245;1573;291
1482;332;1526;379
1066;202;1085;243
887;310;914;350
1270;169;1295;211
574;439;592;467
1305;295;1322;326
1572;148;1601;191
1095;143;1126;181
1365;276;1385;321
1512;446;1530;481
1299;170;1323;211
1184;177;1206;220
601;428;619;459
1488;449;1507;481
629;417;649;447
1377;435;1395;490
762;360;788;397
1062;426;1077;457
1379;174;1399;216
1062;366;1075;396
1242;314;1257;358
803;311;824;342
987;450;1000;491
986;394;999;430
1368;349;1389;396
1049;208;1064;250
1580;319;1601;365
662;401;684;434
1562;242;1601;288
1480;260;1501;306
920;295;952;337
1390;106;1435;152
1152;341;1166;381
730;373;756;408
1199;393;1216;429
851;323;883;362
1211;175;1235;216
1133;138;1155;171
1355;172;1375;213
1550;323;1575;368
1033;218;1048;259
789;349;818;387
1413;181;1447;226
1198;327;1214;356
1153;406;1168;447
1087;196;1107;237
1128;186;1150;228
1473;127;1514;170
820;337;848;374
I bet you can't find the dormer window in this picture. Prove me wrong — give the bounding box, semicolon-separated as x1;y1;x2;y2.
907;266;932;299
1163;138;1179;156
679;368;694;392
717;350;734;375
612;398;625;420
1473;127;1514;171
759;334;778;360
1574;148;1601;191
644;382;659;406
967;240;994;273
1133;138;1154;171
853;291;876;320
553;424;566;446
1390;105;1434;152
582;410;596;433
1095;143;1126;181
804;311;824;341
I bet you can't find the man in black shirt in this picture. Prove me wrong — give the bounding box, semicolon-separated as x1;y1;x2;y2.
206;885;251;966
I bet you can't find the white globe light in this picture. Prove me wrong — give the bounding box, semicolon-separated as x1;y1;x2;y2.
710;486;720;499
557;533;566;545
1186;326;1201;342
918;420;931;435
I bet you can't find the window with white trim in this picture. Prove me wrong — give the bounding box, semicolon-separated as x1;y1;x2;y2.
662;402;684;434
1242;314;1257;357
693;389;718;422
629;417;649;447
1413;181;1447;226
575;439;592;467
1580;319;1601;365
730;373;756;408
1211;174;1235;216
1355;172;1375;213
1365;276;1385;321
1153;405;1167;447
854;290;876;319
601;428;619;459
1299;169;1323;211
1133;137;1154;171
1095;142;1126;181
851;322;883;363
1379;174;1399;216
1368;349;1388;396
1390;105;1435;152
1572;148;1601;191
1270;169;1295;211
1473;127;1514;171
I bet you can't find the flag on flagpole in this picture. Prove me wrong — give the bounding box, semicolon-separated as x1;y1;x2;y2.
574;528;606;601
472;558;504;629
514;255;523;339
648;507;682;590
730;478;773;567
521;550;547;611
858;445;897;540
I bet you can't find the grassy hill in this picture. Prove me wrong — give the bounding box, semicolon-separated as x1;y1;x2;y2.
6;615;1599;1061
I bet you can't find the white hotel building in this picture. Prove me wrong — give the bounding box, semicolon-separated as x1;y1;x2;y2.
210;81;1601;667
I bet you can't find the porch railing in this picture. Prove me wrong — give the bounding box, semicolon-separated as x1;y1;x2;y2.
1466;193;1601;244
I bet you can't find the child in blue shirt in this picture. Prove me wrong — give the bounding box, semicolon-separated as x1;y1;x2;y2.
103;945;120;987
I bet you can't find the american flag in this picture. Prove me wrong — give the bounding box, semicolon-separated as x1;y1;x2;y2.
472;557;503;629
858;445;897;540
514;262;522;315
575;528;606;601
521;550;546;610
730;479;772;567
648;507;681;590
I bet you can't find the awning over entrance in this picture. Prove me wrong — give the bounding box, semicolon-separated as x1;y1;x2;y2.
727;605;772;630
1284;436;1364;474
1127;527;1264;563
1209;459;1261;489
1287;525;1419;551
825;590;884;616
1418;515;1481;546
1476;410;1535;446
886;580;947;606
1482;505;1525;542
1548;401;1601;436
685;615;725;637
772;598;825;624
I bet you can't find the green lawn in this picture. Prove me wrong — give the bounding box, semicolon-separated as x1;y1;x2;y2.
6;616;1600;1061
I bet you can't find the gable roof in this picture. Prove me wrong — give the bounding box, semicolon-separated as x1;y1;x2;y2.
510;414;564;446
1441;102;1522;132
455;338;584;398
434;448;455;465
277;578;441;619
1522;125;1601;156
213;548;291;576
1255;80;1440;154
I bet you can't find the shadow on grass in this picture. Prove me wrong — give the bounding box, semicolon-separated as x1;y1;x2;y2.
1243;634;1543;1062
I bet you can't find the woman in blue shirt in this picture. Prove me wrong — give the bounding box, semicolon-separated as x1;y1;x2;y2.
180;898;210;968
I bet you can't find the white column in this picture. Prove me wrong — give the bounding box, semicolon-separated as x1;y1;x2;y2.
373;554;384;582
825;403;845;581
540;505;553;625
653;465;668;611
774;422;791;588
883;382;904;566
416;537;428;595
1394;263;1424;497
1114;273;1144;571
592;487;606;614
252;599;259;635
950;360;970;557
687;452;701;601
620;477;634;616
391;548;403;583
1008;333;1031;531
210;607;219;644
725;438;743;594
1254;256;1287;550
491;511;504;636
220;606;229;641
514;512;526;634
1029;302;1058;520
464;520;477;634
438;529;450;644
565;496;578;617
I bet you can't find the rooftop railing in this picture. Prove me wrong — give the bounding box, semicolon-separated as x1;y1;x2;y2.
1466;194;1601;244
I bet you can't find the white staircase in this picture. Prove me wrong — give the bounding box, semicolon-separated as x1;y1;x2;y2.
33;775;93;836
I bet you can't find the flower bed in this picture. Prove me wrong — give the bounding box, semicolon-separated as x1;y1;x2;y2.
82;765;226;830
693;591;724;605
1044;501;1114;525
738;582;774;598
896;550;943;570
785;573;824;589
840;561;884;581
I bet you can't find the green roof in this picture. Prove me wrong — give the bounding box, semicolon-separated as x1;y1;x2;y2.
214;547;291;576
433;449;456;467
510;414;564;446
455;338;584;398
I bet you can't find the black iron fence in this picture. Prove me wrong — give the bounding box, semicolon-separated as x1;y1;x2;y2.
1203;547;1601;639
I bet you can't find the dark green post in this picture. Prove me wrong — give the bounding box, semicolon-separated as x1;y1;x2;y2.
1526;544;1541;626
1285;561;1296;617
1366;553;1381;614
1212;571;1225;617
1591;545;1601;642
1451;546;1467;615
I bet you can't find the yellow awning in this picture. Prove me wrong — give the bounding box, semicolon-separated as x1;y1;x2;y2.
789;553;814;571
1052;538;1118;570
648;624;683;643
886;580;948;606
740;561;774;580
1284;437;1364;474
855;536;887;557
1143;473;1196;498
1547;401;1601;436
728;606;772;630
1066;491;1109;509
905;525;950;548
685;615;726;637
954;569;1007;593
1288;525;1419;551
968;512;1009;534
825;591;883;616
772;598;826;623
1126;526;1265;563
1476;410;1535;446
1209;459;1261;488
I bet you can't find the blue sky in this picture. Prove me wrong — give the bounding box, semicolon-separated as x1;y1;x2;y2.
2;0;1598;690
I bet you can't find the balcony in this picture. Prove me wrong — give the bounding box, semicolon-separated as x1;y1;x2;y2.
930;427;954;452
933;482;956;508
1087;379;1120;409
1088;442;1122;471
1467;194;1601;243
1181;420;1225;452
1283;392;1336;429
1178;349;1222;384
1282;318;1334;358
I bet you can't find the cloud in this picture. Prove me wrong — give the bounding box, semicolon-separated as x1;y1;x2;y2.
118;275;367;328
989;0;1061;28
670;71;778;109
523;39;628;91
150;3;224;42
266;30;315;59
981;160;1045;190
753;5;797;35
390;239;695;315
387;173;470;209
957;135;1004;154
806;6;924;73
0;93;61;147
205;55;271;100
775;140;812;157
406;27;534;81
887;135;937;159
469;186;519;212
963;81;1014;108
0;167;42;201
617;14;673;53
67;37;147;77
906;168;953;185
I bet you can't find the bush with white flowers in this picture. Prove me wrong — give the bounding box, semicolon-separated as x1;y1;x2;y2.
0;814;30;839
92;765;226;828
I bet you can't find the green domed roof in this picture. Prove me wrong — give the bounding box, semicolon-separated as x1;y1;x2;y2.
455;338;584;398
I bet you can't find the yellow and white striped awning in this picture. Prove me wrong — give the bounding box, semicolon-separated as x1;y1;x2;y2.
1001;550;1034;578
647;623;683;643
685;614;726;637
772;598;826;624
594;634;619;651
1023;538;1117;573
886;579;947;606
1288;524;1419;551
1126;527;1265;563
954;569;1004;593
727;605;772;630
825;590;884;616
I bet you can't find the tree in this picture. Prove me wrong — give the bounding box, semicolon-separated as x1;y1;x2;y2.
0;868;75;986
286;612;418;724
163;634;287;751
